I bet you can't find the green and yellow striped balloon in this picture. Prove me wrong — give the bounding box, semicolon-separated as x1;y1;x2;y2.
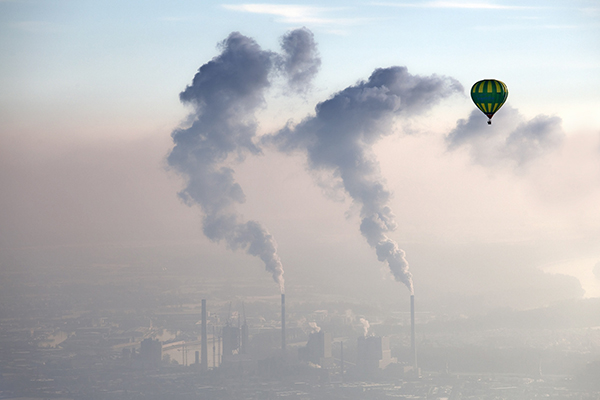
470;79;508;125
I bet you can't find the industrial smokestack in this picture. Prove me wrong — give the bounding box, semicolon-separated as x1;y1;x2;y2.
241;303;248;355
340;341;344;383
410;294;417;370
212;325;216;369
201;299;208;371
281;293;286;357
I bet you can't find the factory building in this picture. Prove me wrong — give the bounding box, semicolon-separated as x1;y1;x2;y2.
298;331;333;367
222;324;240;360
139;338;162;370
356;335;396;372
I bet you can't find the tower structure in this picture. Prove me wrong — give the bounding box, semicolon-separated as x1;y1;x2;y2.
201;299;208;371
281;293;286;357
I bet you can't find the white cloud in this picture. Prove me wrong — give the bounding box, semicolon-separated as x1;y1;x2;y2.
370;1;539;10
473;24;582;30
222;4;364;26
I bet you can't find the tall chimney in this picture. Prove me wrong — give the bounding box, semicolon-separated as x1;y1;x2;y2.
410;294;417;370
241;303;248;354
281;293;286;357
201;299;208;371
340;341;344;383
212;325;216;369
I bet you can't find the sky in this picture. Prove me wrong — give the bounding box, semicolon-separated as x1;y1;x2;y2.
1;0;599;314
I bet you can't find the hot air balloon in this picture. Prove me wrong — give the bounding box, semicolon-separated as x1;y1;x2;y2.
471;79;508;125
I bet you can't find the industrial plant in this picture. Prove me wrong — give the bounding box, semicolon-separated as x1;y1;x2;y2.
2;264;600;400
139;294;419;381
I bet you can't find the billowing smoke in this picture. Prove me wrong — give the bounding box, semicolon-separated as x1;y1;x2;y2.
359;317;370;337
446;105;565;168
268;66;462;293
308;321;321;333
297;317;321;334
278;27;321;93
168;29;320;293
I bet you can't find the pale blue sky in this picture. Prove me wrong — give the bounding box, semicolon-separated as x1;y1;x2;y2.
1;0;599;136
1;1;599;310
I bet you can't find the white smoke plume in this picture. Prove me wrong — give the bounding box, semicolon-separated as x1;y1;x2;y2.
308;321;321;333
167;29;320;293
268;66;462;293
359;317;370;337
446;105;565;168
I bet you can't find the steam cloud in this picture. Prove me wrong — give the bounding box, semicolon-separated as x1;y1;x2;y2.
359;317;370;337
168;29;320;293
446;105;565;168
308;321;321;333
268;66;463;293
278;27;321;93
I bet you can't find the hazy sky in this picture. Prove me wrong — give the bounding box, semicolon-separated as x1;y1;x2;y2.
1;0;599;312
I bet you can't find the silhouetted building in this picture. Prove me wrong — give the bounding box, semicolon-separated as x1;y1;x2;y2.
222;325;240;362
139;338;162;369
299;331;333;367
357;336;395;372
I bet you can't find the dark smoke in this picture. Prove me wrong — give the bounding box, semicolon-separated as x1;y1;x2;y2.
268;66;463;293
167;30;320;293
446;105;565;167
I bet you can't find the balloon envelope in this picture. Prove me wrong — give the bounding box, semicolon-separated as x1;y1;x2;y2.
471;79;508;123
